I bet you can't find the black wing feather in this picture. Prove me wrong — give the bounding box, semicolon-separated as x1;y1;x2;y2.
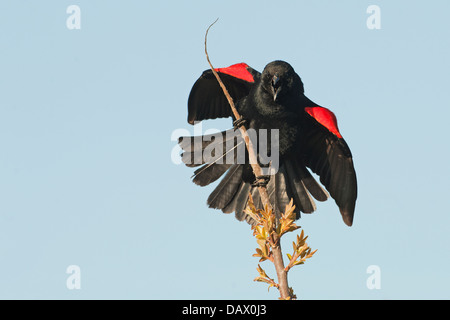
187;66;260;124
300;111;357;226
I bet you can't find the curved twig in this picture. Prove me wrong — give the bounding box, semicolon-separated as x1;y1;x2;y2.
204;19;291;300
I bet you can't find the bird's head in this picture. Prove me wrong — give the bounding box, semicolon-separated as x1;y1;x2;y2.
261;60;304;102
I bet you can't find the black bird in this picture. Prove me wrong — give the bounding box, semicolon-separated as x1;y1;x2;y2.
179;61;357;226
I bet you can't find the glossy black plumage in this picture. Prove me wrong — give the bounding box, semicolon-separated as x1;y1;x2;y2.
187;64;261;124
180;61;357;226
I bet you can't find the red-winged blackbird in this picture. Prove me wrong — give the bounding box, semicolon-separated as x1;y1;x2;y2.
179;61;357;226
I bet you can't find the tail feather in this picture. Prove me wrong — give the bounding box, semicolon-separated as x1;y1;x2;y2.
229;183;252;219
250;186;263;212
192;163;232;186
207;164;243;209
275;166;293;215
179;129;242;167
236;184;252;215
208;160;325;224
223;181;247;213
178;129;236;152
284;160;316;213
286;157;328;201
236;160;321;222
180;129;332;225
232;186;264;224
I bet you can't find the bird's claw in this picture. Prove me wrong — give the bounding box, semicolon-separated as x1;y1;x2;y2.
252;175;270;188
233;117;247;130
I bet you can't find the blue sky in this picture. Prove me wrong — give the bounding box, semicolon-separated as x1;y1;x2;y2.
0;1;449;299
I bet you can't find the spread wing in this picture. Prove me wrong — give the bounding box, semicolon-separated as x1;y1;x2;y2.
187;63;260;124
300;105;357;226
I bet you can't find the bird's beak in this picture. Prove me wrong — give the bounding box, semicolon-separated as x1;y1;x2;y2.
272;75;280;101
272;75;280;87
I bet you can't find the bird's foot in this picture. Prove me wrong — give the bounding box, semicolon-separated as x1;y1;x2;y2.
233;117;247;130
252;175;270;188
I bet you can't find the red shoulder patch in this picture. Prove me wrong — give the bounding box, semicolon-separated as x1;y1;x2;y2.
215;63;255;83
305;106;343;138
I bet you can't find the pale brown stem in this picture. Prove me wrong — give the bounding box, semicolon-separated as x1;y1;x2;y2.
272;246;289;297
